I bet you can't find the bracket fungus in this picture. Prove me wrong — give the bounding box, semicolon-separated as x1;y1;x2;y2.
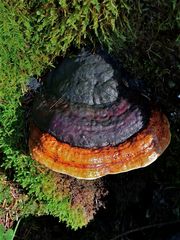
29;50;171;179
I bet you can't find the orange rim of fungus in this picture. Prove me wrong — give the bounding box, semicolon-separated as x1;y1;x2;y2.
29;110;171;179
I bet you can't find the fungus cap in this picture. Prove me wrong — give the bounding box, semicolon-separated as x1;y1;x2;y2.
29;50;171;179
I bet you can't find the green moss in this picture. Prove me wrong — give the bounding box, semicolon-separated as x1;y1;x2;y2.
106;1;179;82
0;174;13;205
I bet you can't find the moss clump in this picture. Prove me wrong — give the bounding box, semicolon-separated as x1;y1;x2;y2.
106;1;179;91
0;164;107;230
0;172;28;229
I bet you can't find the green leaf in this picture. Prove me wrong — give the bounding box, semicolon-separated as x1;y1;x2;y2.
0;225;6;240
4;229;14;240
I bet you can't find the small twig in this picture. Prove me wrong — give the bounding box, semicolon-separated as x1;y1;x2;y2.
12;219;21;239
110;220;180;240
50;92;66;110
50;97;64;110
